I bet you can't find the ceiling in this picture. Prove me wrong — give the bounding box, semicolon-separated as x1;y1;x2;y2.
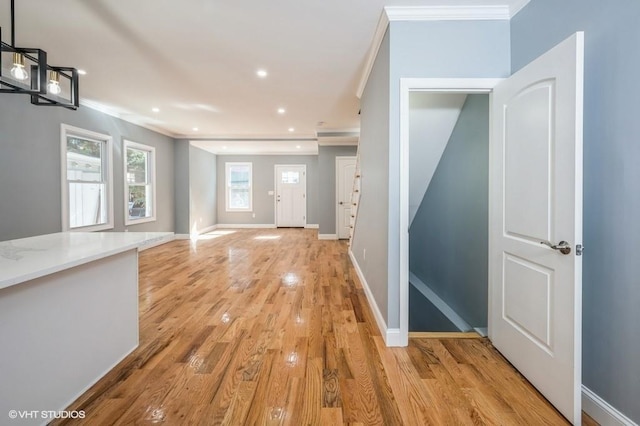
1;0;523;150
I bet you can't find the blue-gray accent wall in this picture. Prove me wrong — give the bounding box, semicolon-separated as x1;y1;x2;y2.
512;1;640;422
354;20;510;330
317;145;358;235
409;94;489;330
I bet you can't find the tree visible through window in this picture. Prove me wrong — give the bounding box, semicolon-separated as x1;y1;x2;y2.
125;140;156;224
62;124;113;232
226;162;252;211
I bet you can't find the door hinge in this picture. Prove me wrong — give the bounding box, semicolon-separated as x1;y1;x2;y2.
576;244;584;256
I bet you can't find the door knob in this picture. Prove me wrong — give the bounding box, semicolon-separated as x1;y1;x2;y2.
339;201;344;205
540;240;572;255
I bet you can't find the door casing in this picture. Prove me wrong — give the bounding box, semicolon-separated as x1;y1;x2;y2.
398;78;503;346
336;156;357;239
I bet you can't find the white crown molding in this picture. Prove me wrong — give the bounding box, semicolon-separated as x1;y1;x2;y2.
356;2;530;99
356;9;390;99
384;5;512;21
80;99;178;138
510;0;532;17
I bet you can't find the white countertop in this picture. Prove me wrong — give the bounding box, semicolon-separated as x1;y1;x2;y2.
0;232;174;290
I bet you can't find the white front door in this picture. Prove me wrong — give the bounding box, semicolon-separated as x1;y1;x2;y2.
275;165;306;227
336;156;356;239
490;33;583;424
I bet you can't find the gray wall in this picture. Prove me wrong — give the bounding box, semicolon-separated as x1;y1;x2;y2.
353;21;510;329
189;146;217;234
216;155;319;225
352;29;391;324
512;1;640;422
0;96;175;241
409;94;489;329
317;145;357;235
174;140;190;235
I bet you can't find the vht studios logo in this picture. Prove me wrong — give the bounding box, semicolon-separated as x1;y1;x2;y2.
8;410;86;420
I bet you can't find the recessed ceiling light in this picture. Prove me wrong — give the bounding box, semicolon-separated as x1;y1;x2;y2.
152;107;160;113
192;127;199;131
77;69;87;75
256;69;268;78
288;127;294;132
296;145;301;149
222;146;227;150
277;108;286;114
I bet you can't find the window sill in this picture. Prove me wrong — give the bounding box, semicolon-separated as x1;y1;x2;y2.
125;216;157;226
66;223;114;233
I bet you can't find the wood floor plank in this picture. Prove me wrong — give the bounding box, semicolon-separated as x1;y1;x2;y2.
52;229;587;425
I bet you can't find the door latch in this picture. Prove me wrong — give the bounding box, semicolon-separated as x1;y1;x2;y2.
540;240;572;255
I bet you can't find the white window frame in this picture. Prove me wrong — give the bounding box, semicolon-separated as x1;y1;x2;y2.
124;140;157;225
225;162;253;212
60;124;114;232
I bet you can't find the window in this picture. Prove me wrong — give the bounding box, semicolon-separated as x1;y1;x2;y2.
61;124;113;232
225;162;252;211
124;140;156;225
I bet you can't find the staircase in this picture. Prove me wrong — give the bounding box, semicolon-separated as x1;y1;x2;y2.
349;151;361;245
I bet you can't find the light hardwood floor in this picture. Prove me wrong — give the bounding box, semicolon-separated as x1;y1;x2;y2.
56;229;596;425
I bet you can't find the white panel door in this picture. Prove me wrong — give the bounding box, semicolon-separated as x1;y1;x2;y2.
336;156;356;239
275;165;306;227
490;33;583;424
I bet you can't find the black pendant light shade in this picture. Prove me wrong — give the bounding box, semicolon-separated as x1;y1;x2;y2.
0;1;79;109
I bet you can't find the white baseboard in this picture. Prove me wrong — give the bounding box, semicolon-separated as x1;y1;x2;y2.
305;224;319;229
348;249;401;347
196;224;218;234
175;234;191;240
582;385;637;426
215;224;277;229
318;234;338;240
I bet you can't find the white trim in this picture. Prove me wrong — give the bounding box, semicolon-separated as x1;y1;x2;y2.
356;5;522;98
80;99;177;138
582;385;638;426
349;249;403;347
398;78;503;348
215;224;276;229
385;5;512;21
318;234;338;240
356;9;389;98
304;224;319;229
409;272;472;332
193;224;218;236
60;124;114;233
175;234;191;240
510;0;532;17
124;139;157;226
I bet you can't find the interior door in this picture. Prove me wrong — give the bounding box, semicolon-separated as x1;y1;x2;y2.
489;32;583;424
336;157;356;239
275;165;306;227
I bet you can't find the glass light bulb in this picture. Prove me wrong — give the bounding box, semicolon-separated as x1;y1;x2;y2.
48;71;62;95
11;64;29;81
10;53;29;81
48;80;62;95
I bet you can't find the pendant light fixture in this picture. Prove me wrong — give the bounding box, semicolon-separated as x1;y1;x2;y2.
0;0;79;109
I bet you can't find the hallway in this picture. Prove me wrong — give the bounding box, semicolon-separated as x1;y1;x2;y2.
55;229;590;425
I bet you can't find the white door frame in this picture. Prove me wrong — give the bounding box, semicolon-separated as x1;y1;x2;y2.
398;78;503;346
336;156;357;239
274;164;307;227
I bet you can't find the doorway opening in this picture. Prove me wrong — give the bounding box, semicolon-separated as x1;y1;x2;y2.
399;78;501;342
